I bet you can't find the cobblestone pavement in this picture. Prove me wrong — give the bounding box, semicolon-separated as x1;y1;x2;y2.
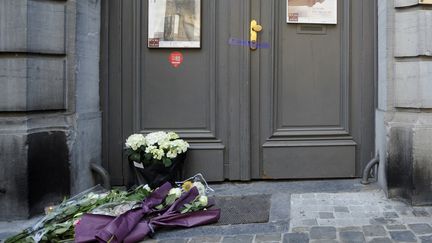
285;191;432;243
1;180;432;243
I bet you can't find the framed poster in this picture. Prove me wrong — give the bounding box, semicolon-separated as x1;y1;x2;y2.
148;0;201;48
287;0;337;24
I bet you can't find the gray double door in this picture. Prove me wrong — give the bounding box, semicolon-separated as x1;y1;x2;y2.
102;0;375;185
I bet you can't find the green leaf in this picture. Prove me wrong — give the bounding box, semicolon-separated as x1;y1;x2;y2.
143;153;151;160
53;227;69;235
181;208;189;214
129;152;141;162
162;158;172;167
155;204;164;210
165;194;176;205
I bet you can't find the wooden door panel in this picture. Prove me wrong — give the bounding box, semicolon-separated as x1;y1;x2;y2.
273;0;349;136
252;0;374;179
137;0;226;181
262;141;356;178
142;51;210;130
278;25;342;128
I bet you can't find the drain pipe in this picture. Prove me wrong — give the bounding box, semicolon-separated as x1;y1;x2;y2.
361;153;380;185
91;163;111;190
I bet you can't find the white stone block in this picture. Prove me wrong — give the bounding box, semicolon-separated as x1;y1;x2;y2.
0;57;66;111
395;10;432;57
0;0;27;51
0;0;66;53
395;61;432;108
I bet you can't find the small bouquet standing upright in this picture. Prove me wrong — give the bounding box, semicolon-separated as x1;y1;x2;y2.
125;131;190;188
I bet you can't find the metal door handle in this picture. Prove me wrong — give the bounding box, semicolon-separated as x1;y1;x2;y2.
250;20;262;50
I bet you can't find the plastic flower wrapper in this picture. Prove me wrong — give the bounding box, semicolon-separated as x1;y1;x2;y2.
176;173;214;196
5;185;152;243
5;185;109;243
90;201;141;217
94;185;153;217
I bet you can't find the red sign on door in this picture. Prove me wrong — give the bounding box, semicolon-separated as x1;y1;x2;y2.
169;52;183;68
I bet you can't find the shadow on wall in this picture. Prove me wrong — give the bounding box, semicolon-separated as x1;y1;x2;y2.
28;131;70;216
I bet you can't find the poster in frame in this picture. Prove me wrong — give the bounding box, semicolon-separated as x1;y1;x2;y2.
148;0;201;48
287;0;337;24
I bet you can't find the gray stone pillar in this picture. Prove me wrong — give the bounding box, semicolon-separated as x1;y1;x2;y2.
377;0;432;205
0;0;101;219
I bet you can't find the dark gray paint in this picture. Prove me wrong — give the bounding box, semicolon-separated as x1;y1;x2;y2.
251;0;375;179
102;0;375;183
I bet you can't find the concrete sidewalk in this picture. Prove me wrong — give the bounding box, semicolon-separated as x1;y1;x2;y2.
1;180;432;243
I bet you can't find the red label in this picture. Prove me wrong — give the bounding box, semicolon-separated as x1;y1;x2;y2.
169;52;183;68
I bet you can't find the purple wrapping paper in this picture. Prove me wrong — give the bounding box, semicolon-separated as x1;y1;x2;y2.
74;214;113;243
123;187;220;243
75;183;220;243
75;182;172;243
124;208;221;243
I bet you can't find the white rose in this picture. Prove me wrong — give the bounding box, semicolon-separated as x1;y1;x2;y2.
168;188;182;199
193;182;206;196
143;184;151;192
125;134;146;151
198;196;208;206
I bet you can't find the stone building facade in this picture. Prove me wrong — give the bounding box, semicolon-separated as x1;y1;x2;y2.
376;0;432;205
0;0;101;219
0;0;431;219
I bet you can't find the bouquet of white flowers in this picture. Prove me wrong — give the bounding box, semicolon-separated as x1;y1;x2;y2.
125;131;190;188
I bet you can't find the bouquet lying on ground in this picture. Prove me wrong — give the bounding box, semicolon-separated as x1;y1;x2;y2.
6;174;219;243
5;185;152;243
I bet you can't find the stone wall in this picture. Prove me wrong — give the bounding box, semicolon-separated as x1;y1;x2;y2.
0;0;101;219
377;0;432;205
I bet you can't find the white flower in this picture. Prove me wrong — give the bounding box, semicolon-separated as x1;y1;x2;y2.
198;196;208;206
125;134;146;151
193;182;206;196
143;184;151;192
170;140;190;154
167;131;179;140
159;140;171;150
146;131;168;145
145;145;156;154
168;188;182;199
166;150;178;159
150;148;164;160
